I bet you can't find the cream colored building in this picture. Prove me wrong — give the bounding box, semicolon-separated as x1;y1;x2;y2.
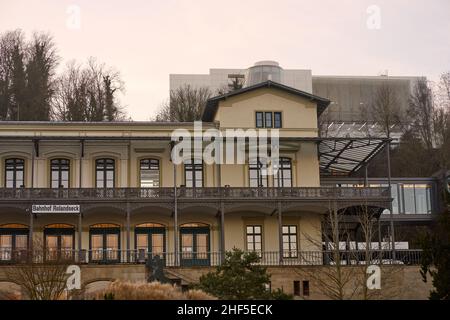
0;81;391;268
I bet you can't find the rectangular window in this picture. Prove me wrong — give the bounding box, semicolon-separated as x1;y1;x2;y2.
256;112;264;128
274;157;292;187
106;234;119;260
5;158;24;188
302;281;310;296
255;112;282;128
274;112;282;128
293;281;301;296
249;158;268;187
415;184;431;214
51;159;70;188
391;184;399;214
246;225;262;254
136;234;148;252
140;159;160;187
0;235;12;260
184;159;203;187
181;234;193;259
152;234;164;255
403;184;415;214
265;112;273;128
96;158;115;188
282;225;298;258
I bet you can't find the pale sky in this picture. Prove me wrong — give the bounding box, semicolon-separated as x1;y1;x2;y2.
1;0;449;120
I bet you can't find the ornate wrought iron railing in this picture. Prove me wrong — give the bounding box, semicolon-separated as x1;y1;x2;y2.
0;249;422;266
0;187;390;201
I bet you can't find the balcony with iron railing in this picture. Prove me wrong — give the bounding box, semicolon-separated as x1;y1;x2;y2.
0;186;391;203
0;249;423;267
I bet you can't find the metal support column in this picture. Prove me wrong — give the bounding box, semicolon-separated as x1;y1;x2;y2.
378;218;383;262
220;201;225;263
173;163;179;266
31;142;35;188
364;163;369;187
29;208;34;256
79;140;84;187
277;201;283;264
126;202;131;263
78;211;83;263
386;141;396;259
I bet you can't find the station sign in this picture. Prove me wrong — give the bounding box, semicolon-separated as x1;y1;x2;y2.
32;204;80;214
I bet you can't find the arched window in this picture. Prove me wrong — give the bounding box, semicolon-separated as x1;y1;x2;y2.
44;224;75;261
180;223;209;227
184;159;203;187
90;223;120;229
135;223;165;256
0;224;28;261
50;159;70;188
95;158;115;188
135;223;165;228
0;224;28;229
5;158;24;188
140;159;160;187
180;223;210;266
89;223;120;262
45;223;74;229
274;157;292;187
249;158;268;187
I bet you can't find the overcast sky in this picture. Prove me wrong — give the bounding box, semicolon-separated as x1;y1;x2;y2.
1;0;449;120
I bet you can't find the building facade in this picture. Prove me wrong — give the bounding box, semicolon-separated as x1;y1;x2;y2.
0;81;401;269
0;80;437;299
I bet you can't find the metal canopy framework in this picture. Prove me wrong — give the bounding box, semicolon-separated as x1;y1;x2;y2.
318;138;388;175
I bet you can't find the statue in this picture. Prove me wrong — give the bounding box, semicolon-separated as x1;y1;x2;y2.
146;254;169;283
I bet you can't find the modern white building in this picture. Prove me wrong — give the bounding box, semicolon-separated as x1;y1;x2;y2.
170;60;424;126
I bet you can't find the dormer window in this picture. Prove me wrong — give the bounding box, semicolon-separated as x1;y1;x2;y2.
255;111;282;128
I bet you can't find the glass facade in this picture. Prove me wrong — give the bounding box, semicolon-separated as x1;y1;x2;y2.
247;64;282;86
333;182;433;214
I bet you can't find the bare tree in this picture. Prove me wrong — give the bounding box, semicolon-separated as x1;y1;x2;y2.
0;30;23;119
295;201;405;300
0;29;59;121
4;239;71;300
154;85;212;122
433;72;450;170
354;204;404;300
296;202;359;300
52;58;125;121
370;83;402;138
409;79;435;152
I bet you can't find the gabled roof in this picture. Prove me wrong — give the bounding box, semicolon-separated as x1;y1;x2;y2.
201;80;331;122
